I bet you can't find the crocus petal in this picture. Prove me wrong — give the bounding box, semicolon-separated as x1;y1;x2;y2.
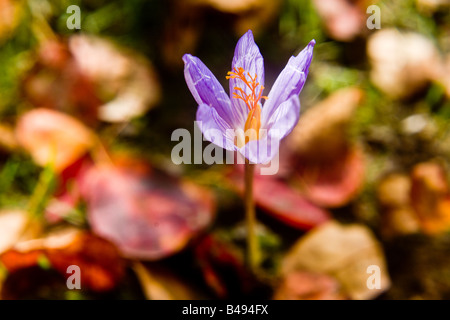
238;135;276;165
264;94;301;141
196;104;237;152
183;54;235;127
262;40;315;125
230;30;265;128
240;95;300;164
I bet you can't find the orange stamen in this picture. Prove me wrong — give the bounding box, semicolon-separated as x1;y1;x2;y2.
226;67;268;145
226;67;268;112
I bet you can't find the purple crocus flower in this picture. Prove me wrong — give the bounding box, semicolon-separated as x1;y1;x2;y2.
183;30;315;164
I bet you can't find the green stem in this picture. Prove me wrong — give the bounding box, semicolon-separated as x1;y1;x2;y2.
244;159;259;272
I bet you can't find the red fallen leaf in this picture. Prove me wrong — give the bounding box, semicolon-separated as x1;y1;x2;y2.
81;164;215;260
295;146;365;208
0;229;125;292
288;88;363;159
228;170;330;230
15;108;96;173
285;88;365;207
273;271;347;300
42;154;96;231
194;234;253;298
45;155;94;223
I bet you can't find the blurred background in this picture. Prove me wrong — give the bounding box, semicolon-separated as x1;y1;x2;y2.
0;0;450;300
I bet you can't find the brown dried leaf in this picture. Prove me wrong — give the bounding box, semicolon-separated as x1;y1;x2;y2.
282;220;391;300
368;29;441;99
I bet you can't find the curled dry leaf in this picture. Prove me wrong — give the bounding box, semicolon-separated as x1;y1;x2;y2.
273;271;347;300
0;228;125;294
81;164;215;260
288;88;365;207
313;0;368;42
69;35;161;122
377;174;420;238
296;146;365;208
23;35;161;124
411;162;450;234
367;29;441;99
282;220;391;300
24;39;102;126
15;108;96;172
290;87;363;160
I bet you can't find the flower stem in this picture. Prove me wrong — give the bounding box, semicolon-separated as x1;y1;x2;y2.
244;159;259;273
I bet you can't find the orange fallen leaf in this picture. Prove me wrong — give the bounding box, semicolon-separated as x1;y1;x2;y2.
377;174;420;238
0;229;125;293
15;108;96;173
411;162;450;234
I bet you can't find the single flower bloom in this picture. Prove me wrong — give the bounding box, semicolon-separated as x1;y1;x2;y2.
183;30;315;164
